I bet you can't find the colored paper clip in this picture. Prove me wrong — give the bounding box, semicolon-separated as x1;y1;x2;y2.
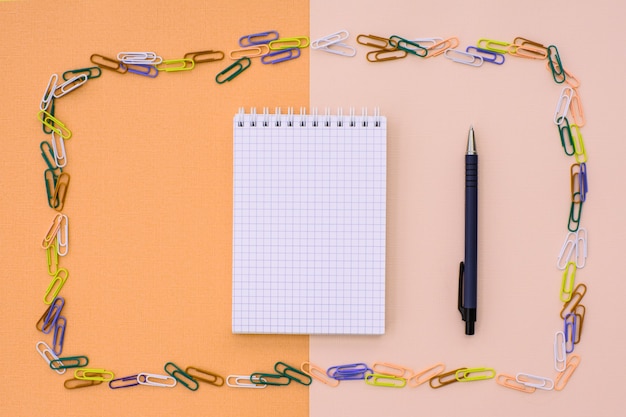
571;164;583;202
579;163;588;202
64;378;103;389
573;304;585;344
126;64;159;78
157;59;195;72
560;261;577;302
570;124;587;163
569;89;585;127
44;168;61;209
554;331;567;372
561;283;587;319
476;38;510;54
465;46;505;64
327;363;372;380
509;37;547;59
47;243;59;276
407;363;445;387
365;373;407;388
75;368;115;382
51;131;67;168
389;35;428;57
185;366;224;386
42;296;64;334
239;31;279;47
215;57;251;84
515;373;554;391
553;86;574;124
62;66;102;81
555;354;581;391
564;313;576;353
229;45;270;59
455;367;496;381
37;110;72;140
356;34;392;50
44;268;69;304
51;355;89;370
568;193;583;232
53;74;88;99
547;45;566;83
90;54;128;74
372;362;413;378
40;140;59;171
268;37;309;50
42;213;64;248
40;73;58;111
301;362;339;387
250;372;291;386
558;117;575;156
496;374;536;393
52;172;71;212
41;98;56;134
164;362;199;391
317;42;356;57
36;304;53;333
426;37;460;58
366;48;407;62
429;367;466;388
444;49;483;67
226;374;266;388
52;316;66;355
117;51;163;65
109;374;140;389
56;213;69;256
36;341;66;375
274;361;312;385
261;48;301;64
312;30;349;49
137;373;177;387
184;50;225;63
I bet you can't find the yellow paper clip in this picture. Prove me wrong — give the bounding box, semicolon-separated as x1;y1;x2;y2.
75;368;115;381
407;363;445;387
570;124;587;163
301;362;339;387
429;367;466;388
426;37;460;58
456;367;496;381
46;242;59;275
364;373;407;388
560;261;577;302
495;373;536;393
44;268;68;305
268;37;309;50
477;38;510;54
555;354;581;391
157;59;195;72
371;362;413;378
37;110;72;140
42;213;64;249
229;45;270;59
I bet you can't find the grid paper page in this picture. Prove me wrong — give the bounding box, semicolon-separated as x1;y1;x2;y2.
232;110;386;334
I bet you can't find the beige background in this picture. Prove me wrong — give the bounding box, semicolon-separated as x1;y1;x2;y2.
2;0;626;416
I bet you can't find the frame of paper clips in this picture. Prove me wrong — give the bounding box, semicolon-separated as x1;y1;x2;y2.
35;30;588;392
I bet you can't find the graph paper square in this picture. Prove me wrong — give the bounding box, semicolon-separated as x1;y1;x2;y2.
232;111;386;334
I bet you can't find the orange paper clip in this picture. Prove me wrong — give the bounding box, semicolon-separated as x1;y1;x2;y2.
372;362;413;378
301;362;339;387
496;373;536;393
426;37;459;58
407;363;445;387
555;354;581;391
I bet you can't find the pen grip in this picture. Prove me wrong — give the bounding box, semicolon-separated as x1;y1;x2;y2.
464;154;478;309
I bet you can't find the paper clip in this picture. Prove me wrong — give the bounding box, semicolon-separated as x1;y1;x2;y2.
557;231;577;270
226;374;266;388
40;73;58;111
426;37;460;58
465;46;505;64
316;42;356;57
52;172;71;212
44;168;61;209
41;98;56;134
44;268;68;304
40;141;59;171
389;35;428;57
268;37;309;50
137;373;177;387
90;54;128;74
476;38;510;54
50;131;67;168
553;86;574;124
109;374;140;389
157;59;195;72
164;362;199;391
429;367;466;388
560;261;577;302
52;316;66;355
46;244;59;277
327;363;372;380
547;45;566;83
515;373;554;391
274;361;312;385
117;51;162;65
356;34;392;50
215;57;251;84
36;304;53;333
570;124;587;163
555;354;581;391
126;63;159;78
184;50;225;63
568;193;583;232
239;31;279;47
573;304;585;344
575;227;588;267
561;282;587;319
53;74;88;99
312;30;349;49
366;48;407;62
508;37;547;59
250;372;291;386
51;355;89;370
229;45;270;59
185;366;225;386
495;374;536;393
42;296;64;334
564;313;576;353
558;117;575;156
37;110;72;140
42;213;64;248
571;164;583;202
64;378;103;389
261;48;301;64
36;341;66;375
444;49;483;67
55;213;69;257
365;373;407;388
371;362;413;378
455;367;496;381
554;331;567;372
62;66;102;81
569;89;585;127
75;368;115;382
413;37;444;48
407;363;445;387
579;164;588;202
301;362;339;387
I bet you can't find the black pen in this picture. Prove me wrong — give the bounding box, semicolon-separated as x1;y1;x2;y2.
458;125;478;335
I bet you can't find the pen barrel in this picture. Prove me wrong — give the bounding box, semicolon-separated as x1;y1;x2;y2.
464;154;478;309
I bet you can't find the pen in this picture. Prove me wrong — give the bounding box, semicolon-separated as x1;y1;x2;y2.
458;125;478;335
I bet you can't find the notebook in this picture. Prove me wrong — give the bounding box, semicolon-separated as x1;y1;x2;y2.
232;108;387;335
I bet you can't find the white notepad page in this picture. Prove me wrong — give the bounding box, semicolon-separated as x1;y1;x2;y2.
232;109;386;334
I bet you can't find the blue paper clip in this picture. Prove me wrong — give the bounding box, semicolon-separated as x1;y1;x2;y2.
239;30;279;47
327;363;372;380
465;46;505;65
580;163;588;202
261;48;300;64
42;297;64;334
52;316;66;355
109;374;141;389
126;63;159;78
564;313;576;353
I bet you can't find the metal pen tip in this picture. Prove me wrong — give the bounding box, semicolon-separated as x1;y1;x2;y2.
467;125;476;155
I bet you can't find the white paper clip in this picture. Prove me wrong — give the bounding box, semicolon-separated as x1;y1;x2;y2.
444;49;484;67
136;372;177;387
311;30;349;49
553;86;574;124
56;214;69;256
554;331;567;372
226;374;267;388
53;74;88;99
117;51;163;65
515;373;554;391
413;37;444;49
557;231;577;270
36;341;66;375
50;131;67;168
575;228;587;268
40;74;58;111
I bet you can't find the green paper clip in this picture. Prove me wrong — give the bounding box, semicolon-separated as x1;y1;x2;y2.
274;361;312;385
62;66;102;81
50;356;89;370
389;35;428;57
558;117;575;156
250;372;291;386
164;362;199;391
548;45;566;84
215;57;251;84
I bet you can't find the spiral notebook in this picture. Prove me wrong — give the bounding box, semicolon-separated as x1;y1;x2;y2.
232;108;386;334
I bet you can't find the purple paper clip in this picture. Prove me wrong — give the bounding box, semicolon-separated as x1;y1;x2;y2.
465;46;505;65
580;163;588;202
52;316;66;355
109;374;141;389
239;30;279;47
327;363;372;380
564;313;576;354
42;297;64;334
126;63;158;78
261;48;300;65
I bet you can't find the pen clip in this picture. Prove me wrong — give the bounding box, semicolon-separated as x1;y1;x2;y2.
458;261;466;319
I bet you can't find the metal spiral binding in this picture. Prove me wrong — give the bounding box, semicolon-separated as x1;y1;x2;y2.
235;107;383;128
